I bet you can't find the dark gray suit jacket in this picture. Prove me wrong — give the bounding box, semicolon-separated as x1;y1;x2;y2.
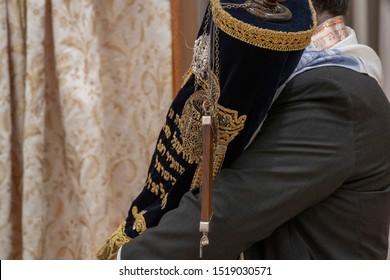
120;66;390;259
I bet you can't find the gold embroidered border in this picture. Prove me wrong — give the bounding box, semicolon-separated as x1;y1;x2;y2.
212;103;247;178
190;103;247;188
191;164;203;189
178;91;204;164
181;68;193;88
96;221;131;260
216;103;247;146
210;0;317;51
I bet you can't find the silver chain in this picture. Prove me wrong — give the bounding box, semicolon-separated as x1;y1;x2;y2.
221;2;278;13
221;3;252;9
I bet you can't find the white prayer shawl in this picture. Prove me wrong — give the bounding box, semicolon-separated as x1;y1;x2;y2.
296;16;383;87
246;16;384;149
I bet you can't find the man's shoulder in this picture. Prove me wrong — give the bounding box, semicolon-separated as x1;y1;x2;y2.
287;66;387;104
292;66;377;87
277;65;390;127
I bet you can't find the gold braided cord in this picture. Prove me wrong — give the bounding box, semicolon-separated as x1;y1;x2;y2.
210;0;317;51
96;221;131;260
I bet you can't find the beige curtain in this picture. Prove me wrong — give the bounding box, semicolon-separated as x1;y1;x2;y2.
0;0;172;259
347;0;390;98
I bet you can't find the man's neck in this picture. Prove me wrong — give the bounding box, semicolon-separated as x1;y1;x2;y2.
316;11;335;25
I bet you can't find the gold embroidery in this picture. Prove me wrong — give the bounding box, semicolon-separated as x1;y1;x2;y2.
172;131;197;163
168;108;175;120
213;144;228;179
157;139;185;174
132;206;147;234
145;173;168;209
152;181;163;195
216;104;247;146
191;164;203;190
96;221;131;260
190;103;247;189
157;139;167;156
166;151;185;174
210;0;317;51
181;68;193;87
174;114;181;126
196;75;213;97
178;91;204;164
162;124;172;139
213;104;247;178
145;172;152;187
154;155;177;183
161;193;168;210
171;131;182;153
177;71;221;166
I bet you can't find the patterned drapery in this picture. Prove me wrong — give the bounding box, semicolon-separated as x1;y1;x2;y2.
0;0;172;259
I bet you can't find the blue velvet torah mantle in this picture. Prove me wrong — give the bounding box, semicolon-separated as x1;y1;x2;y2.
103;0;317;254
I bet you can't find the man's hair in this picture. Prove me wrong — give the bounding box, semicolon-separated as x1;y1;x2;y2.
311;0;350;16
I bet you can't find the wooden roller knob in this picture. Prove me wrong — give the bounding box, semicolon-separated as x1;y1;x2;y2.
245;0;292;22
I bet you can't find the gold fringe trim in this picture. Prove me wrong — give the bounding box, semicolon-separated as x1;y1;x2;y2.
210;0;317;51
96;221;131;260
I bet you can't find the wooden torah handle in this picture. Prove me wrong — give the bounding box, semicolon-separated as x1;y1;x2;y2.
199;116;213;258
244;0;292;22
200;116;213;223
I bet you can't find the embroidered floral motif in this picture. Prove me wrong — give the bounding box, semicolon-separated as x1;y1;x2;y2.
190;103;247;189
96;221;131;260
132;206;147;234
178;91;204;164
216;104;247;146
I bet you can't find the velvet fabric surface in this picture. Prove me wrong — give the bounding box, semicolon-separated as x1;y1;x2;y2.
124;0;315;239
